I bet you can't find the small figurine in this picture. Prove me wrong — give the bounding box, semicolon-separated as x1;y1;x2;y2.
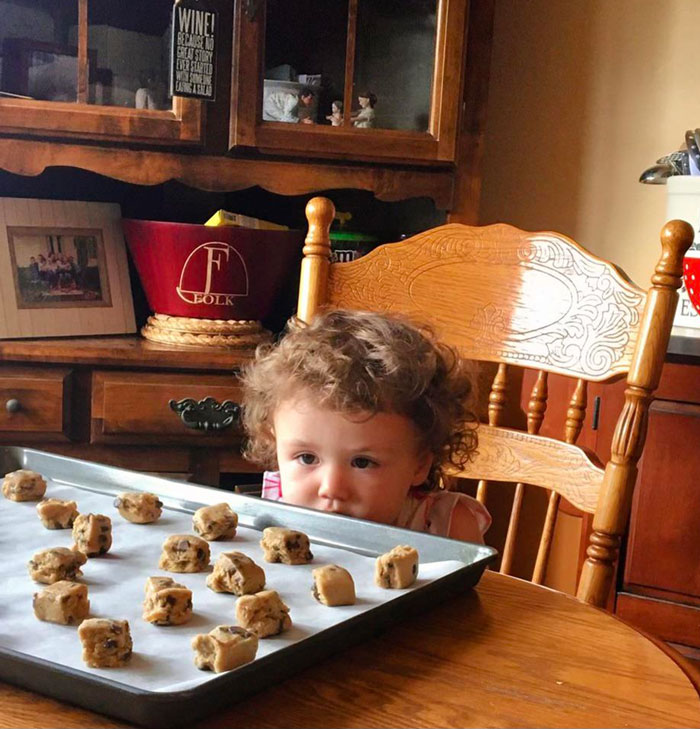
263;86;316;124
351;92;376;129
326;100;344;126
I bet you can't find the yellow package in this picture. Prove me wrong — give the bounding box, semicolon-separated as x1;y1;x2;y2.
204;209;288;231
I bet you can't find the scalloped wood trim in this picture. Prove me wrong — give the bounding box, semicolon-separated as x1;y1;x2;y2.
0;138;453;206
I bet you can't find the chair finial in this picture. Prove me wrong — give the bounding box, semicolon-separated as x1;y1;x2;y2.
654;219;694;287
305;197;336;250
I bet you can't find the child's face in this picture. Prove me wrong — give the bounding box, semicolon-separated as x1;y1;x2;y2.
358;96;369;108
273;397;432;524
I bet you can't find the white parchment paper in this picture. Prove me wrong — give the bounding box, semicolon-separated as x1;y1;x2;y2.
0;479;465;693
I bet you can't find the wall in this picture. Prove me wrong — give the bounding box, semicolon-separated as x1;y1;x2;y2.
478;0;700;592
479;0;700;287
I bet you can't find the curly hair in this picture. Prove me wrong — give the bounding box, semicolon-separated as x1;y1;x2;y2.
240;309;478;488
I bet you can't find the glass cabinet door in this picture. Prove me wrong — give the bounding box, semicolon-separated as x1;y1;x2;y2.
0;0;203;145
232;0;468;163
352;0;436;133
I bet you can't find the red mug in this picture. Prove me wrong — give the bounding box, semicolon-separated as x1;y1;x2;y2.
122;220;303;321
683;250;700;316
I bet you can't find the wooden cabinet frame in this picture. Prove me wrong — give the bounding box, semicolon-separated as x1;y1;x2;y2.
230;0;469;164
0;0;204;146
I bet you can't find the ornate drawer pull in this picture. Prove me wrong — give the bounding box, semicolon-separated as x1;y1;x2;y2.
169;397;241;432
5;398;20;414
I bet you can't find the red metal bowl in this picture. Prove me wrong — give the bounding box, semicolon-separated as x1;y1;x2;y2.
122;220;303;320
684;252;700;316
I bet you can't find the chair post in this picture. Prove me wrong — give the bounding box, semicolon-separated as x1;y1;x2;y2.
577;220;693;606
297;197;335;324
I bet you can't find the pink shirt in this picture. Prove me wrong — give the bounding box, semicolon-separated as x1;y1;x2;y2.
261;471;491;542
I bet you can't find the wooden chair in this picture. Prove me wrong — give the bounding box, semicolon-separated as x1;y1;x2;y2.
296;196;693;608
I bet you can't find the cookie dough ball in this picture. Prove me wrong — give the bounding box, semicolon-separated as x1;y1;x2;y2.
260;527;313;565
191;625;258;673
235;589;291;638
206;551;265;596
158;534;210;573
33;580;89;625
2;469;47;501
375;545;418;589
142;576;193;625
312;564;356;606
28;547;87;584
78;618;133;668
114;492;162;524
36;498;78;529
192;503;238;540
72;513;112;557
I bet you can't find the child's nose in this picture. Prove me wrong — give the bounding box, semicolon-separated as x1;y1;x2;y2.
318;465;350;500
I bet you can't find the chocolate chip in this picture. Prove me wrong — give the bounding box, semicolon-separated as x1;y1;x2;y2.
165;595;176;606
226;626;249;636
155;499;163;508
110;624;122;634
103;639;117;649
186;598;193;609
175;539;189;551
197;548;205;560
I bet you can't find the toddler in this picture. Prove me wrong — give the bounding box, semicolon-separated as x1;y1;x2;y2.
240;310;491;543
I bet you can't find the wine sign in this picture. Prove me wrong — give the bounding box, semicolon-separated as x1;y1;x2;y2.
170;0;217;101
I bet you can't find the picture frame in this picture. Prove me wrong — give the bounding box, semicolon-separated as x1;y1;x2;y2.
0;198;136;339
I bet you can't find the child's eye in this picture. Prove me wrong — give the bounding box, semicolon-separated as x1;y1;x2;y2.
351;456;376;469
296;453;317;465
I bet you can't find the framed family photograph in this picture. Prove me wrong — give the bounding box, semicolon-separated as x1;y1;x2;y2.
0;198;136;339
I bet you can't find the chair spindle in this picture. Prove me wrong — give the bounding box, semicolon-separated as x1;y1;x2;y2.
501;370;548;575
477;363;508;504
532;378;587;583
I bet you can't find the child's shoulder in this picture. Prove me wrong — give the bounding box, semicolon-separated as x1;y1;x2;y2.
398;489;491;542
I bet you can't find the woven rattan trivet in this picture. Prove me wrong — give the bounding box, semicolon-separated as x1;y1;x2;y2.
141;314;271;349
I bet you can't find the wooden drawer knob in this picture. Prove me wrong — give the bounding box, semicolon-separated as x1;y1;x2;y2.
5;398;20;414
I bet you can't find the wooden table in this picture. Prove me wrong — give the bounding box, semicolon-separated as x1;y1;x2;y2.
2;572;698;729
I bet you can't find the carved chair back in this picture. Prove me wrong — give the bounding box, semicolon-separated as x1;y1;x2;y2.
296;197;692;607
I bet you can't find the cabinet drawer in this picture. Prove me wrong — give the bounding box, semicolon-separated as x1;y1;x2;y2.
91;371;243;446
616;592;700;649
0;367;71;439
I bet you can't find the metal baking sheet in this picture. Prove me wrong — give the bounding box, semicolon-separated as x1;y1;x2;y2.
0;447;497;728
